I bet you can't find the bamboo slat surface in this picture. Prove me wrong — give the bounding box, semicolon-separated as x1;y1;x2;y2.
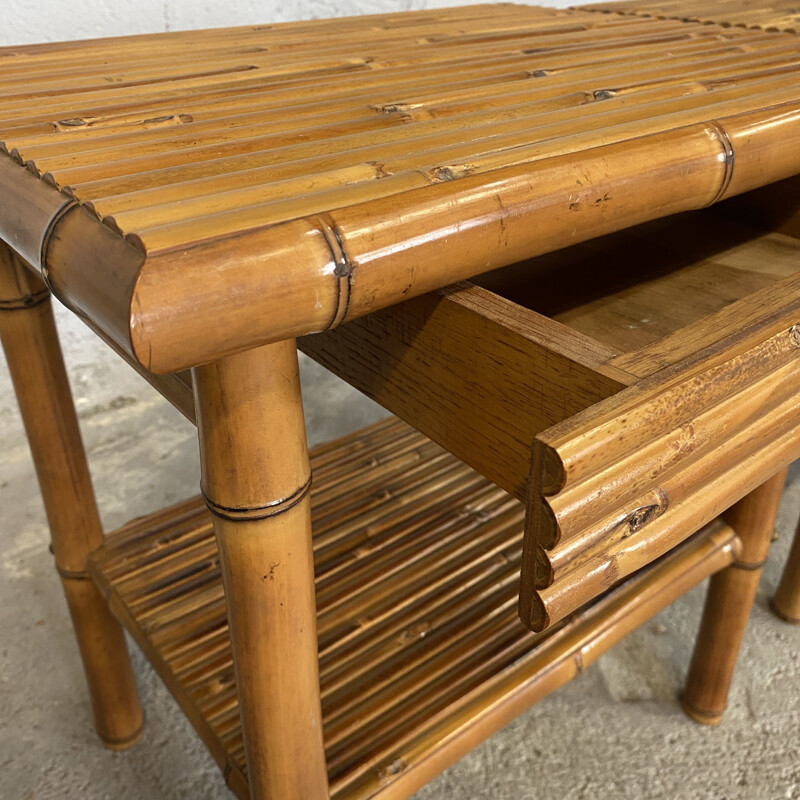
579;1;800;33
87;415;738;800
1;4;800;371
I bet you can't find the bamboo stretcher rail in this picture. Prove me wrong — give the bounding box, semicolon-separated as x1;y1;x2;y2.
87;416;740;800
578;1;800;33
1;5;800;372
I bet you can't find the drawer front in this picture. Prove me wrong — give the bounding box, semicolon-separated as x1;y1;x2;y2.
520;286;800;631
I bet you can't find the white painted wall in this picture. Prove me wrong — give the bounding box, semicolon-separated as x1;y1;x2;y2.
1;0;579;45
0;0;611;437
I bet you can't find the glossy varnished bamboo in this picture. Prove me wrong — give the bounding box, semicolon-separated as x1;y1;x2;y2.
1;7;800;372
682;469;789;724
192;340;328;800
0;242;142;748
2;8;799;796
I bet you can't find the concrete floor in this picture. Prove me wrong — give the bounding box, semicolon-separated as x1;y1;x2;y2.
1;305;799;800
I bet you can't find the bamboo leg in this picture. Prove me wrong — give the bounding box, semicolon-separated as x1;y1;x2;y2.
0;245;143;748
192;339;328;800
682;468;788;725
770;516;800;624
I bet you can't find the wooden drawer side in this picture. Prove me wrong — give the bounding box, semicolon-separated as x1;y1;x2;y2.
300;283;630;501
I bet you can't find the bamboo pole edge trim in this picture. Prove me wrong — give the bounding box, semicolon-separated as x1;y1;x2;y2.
130;99;800;373
200;474;312;522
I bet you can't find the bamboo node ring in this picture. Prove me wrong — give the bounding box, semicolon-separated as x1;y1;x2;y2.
312;214;353;329
55;564;91;581
201;474;312;522
707;121;735;205
39;199;79;286
625;489;668;534
0;289;50;310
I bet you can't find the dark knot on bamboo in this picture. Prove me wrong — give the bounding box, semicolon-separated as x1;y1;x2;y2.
624;488;669;535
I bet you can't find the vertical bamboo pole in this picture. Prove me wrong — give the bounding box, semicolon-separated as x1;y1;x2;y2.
770;517;800;624
192;339;328;800
682;469;788;725
0;243;143;748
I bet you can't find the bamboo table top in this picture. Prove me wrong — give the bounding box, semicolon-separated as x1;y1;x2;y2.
1;2;800;373
579;1;800;32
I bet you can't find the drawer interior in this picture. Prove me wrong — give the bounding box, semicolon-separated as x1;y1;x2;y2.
472;209;800;357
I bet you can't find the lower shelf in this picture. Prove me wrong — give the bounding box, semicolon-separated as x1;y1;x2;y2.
88;416;738;800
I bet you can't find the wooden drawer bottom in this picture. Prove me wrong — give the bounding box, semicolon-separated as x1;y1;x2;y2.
88;417;737;800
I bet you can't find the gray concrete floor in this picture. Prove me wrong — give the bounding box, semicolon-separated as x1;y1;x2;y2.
1;305;799;800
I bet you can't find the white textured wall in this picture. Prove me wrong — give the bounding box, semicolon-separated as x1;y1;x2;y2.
1;0;577;45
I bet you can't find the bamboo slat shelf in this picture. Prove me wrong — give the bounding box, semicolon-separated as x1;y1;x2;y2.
87;416;738;800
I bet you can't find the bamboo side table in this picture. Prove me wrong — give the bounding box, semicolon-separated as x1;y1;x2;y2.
2;4;800;799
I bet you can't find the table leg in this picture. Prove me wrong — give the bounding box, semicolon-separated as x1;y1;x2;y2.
192;339;329;800
681;468;788;725
0;245;143;748
770;516;800;624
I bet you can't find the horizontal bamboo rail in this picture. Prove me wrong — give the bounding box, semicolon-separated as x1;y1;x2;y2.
1;7;799;371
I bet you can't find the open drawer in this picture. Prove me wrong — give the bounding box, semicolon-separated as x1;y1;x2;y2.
299;199;800;632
